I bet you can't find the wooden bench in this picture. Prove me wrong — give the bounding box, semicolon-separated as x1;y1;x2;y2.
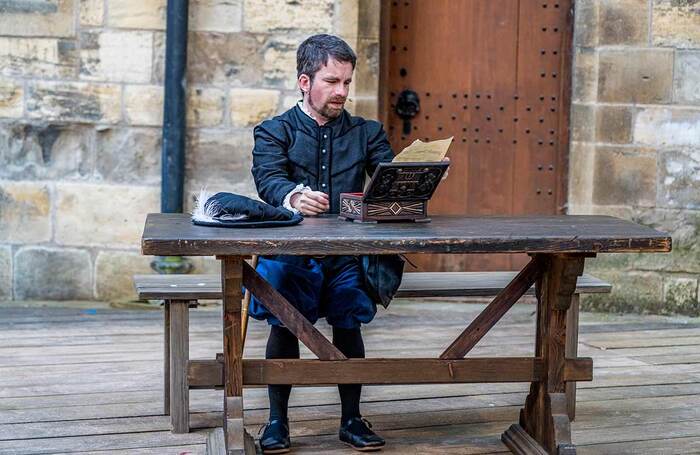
134;271;611;433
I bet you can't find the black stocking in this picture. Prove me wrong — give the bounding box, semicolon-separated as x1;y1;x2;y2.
333;326;365;421
265;325;300;421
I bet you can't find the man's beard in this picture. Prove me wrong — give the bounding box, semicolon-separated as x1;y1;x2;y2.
308;90;345;120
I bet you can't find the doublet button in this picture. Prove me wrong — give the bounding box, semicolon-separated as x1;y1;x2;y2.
322;165;327;170
321;183;327;188
322;149;327;154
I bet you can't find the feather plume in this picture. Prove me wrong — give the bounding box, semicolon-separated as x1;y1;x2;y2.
191;188;249;223
191;188;216;223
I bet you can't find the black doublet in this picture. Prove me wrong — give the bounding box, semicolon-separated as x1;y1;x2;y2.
251;105;394;214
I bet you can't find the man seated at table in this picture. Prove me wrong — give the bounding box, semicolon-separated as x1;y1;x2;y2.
249;34;394;453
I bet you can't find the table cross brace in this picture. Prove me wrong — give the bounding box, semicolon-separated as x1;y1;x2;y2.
242;261;347;361
440;255;546;359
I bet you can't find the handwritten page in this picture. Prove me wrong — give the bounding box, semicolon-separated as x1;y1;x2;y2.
392;136;453;163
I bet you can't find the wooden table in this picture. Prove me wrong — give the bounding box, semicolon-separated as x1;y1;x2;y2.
142;213;671;454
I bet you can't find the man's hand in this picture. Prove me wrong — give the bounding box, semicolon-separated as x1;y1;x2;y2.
291;190;330;216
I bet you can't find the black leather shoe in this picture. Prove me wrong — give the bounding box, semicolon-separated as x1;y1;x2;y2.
259;418;291;454
339;417;385;451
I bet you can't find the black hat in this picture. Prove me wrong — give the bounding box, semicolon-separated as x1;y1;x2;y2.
192;191;303;228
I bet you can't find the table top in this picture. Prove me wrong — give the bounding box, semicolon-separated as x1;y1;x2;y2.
141;213;671;256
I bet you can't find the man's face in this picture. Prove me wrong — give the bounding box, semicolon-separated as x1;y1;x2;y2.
300;58;354;122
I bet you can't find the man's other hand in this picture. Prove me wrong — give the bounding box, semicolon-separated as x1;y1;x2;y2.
291;190;330;216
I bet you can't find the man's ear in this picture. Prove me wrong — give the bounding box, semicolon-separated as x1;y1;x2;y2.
298;74;311;94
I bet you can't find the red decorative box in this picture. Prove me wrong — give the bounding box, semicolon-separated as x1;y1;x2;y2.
339;161;449;223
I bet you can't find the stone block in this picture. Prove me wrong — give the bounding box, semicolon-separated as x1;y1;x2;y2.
592;146;657;206
243;0;333;33
95;250;153;301
0;0;75;37
80;0;104;25
585;204;637;220
658;149;700;210
187;32;264;85
355;38;379;96
188;87;226;127
95;127;161;185
581;270;664;314
573;0;599;47
674;50;700;105
598;0;649;45
80;31;153;83
358;0;380;39
352;96;378;120
335;0;359;39
572;48;597;103
0;37;78;79
107;0;166;29
190;0;243;32
0;124;95;180
229;88;280;127
186;129;256;192
634;107;700;147
582;207;700;298
598;49;674;104
0;246;11;300
280;94;301;114
570;103;595;142
583;251;636;273
0;79;23;118
55;183;159;247
0;181;51;244
664;277;699;316
567;142;595;207
27;81;121;123
263;36;299;89
152;32;166;83
595;105;633;144
653;0;700;48
624;208;700;274
124;85;224;127
14;247;93;300
124;85;162;126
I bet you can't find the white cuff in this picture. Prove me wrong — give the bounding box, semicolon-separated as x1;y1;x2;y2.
283;184;311;213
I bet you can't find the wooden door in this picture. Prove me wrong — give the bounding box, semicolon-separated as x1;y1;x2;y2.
379;0;573;271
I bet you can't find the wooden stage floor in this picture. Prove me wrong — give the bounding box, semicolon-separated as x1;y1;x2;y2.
2;300;700;454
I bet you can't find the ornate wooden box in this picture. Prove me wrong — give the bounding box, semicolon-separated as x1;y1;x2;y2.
339;162;449;223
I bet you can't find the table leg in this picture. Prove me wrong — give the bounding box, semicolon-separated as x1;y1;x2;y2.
163;301;170;416
170;299;190;433
565;294;580;421
221;256;254;454
503;254;585;455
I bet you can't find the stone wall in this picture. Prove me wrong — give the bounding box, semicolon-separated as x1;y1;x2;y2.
2;0;699;315
570;0;700;315
0;0;380;301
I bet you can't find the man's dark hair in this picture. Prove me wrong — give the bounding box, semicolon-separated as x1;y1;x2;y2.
296;34;357;82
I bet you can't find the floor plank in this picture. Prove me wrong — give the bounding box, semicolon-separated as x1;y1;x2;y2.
1;302;699;454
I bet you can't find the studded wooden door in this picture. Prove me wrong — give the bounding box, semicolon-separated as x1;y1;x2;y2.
379;0;574;271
